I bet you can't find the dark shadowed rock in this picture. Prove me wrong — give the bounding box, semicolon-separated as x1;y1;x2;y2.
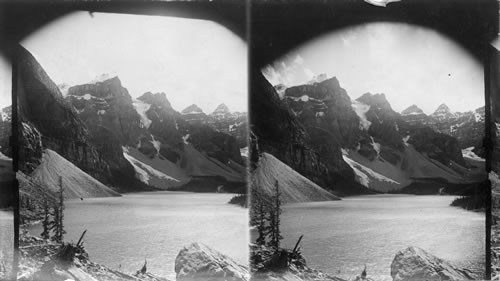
390;247;474;281
66;76;142;146
404;126;466;167
16;46;110;182
175;242;249;281
251;70;366;195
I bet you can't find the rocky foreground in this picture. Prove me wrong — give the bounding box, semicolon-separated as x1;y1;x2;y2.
491;172;500;279
16;230;250;281
251;245;478;281
13;229;479;281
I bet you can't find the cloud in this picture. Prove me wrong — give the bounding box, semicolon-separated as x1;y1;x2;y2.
294;55;305;65
21;12;247;113
304;68;315;79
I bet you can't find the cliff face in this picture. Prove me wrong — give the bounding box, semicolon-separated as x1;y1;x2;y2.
284;77;361;148
257;69;480;192
251;70;364;195
16;46;111;183
65;78;150;191
66;76;143;146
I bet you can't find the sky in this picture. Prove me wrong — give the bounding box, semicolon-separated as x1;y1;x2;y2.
19;11;247;113
0;55;11;110
262;22;484;114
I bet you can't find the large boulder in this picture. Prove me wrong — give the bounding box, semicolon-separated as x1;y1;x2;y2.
390;247;474;281
175;242;249;281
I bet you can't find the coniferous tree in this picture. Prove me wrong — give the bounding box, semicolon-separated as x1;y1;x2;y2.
50;204;60;242
56;176;66;242
40;200;50;240
50;177;66;243
251;182;269;246
271;180;283;249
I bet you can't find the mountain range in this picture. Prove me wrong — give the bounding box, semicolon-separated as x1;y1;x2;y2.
251;71;486;199
0;46;247;203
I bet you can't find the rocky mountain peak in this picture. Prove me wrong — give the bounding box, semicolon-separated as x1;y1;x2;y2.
182;104;204;115
356;93;393;111
212;103;230;115
320;76;341;89
89;73;119;84
137;92;173;109
432;103;452;116
401;104;425;116
307;73;328;84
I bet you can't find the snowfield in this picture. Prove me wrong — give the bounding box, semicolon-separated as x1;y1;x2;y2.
342;153;400;188
462;147;485;162
351;101;371;130
123;147;188;189
133;100;152;128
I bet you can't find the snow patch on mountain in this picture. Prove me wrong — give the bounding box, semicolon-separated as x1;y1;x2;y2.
462;147;485;162
240;147;248;158
151;135;161;155
403;136;411;146
342;153;400;188
370;137;381;157
351;101;371;130
133;100;152;128
0;151;10;160
123;147;184;189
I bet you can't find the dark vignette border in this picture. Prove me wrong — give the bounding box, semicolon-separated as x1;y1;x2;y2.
0;1;247;280
249;0;498;279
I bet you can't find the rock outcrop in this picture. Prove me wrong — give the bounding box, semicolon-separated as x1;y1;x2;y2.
258;70;481;193
66;76;142;146
175;242;249;281
251;70;366;196
18;231;170;281
16;47;112;184
390;247;474;281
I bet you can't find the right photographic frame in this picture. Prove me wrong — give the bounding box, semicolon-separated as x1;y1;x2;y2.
249;0;498;280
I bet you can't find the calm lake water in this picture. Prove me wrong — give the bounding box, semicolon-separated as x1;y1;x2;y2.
29;192;249;280
280;195;485;281
0;210;13;276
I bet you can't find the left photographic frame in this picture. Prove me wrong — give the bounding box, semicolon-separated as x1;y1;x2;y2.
0;1;249;281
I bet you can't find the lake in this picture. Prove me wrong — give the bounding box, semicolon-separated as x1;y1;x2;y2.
280;195;485;281
0;210;13;277
28;192;249;280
